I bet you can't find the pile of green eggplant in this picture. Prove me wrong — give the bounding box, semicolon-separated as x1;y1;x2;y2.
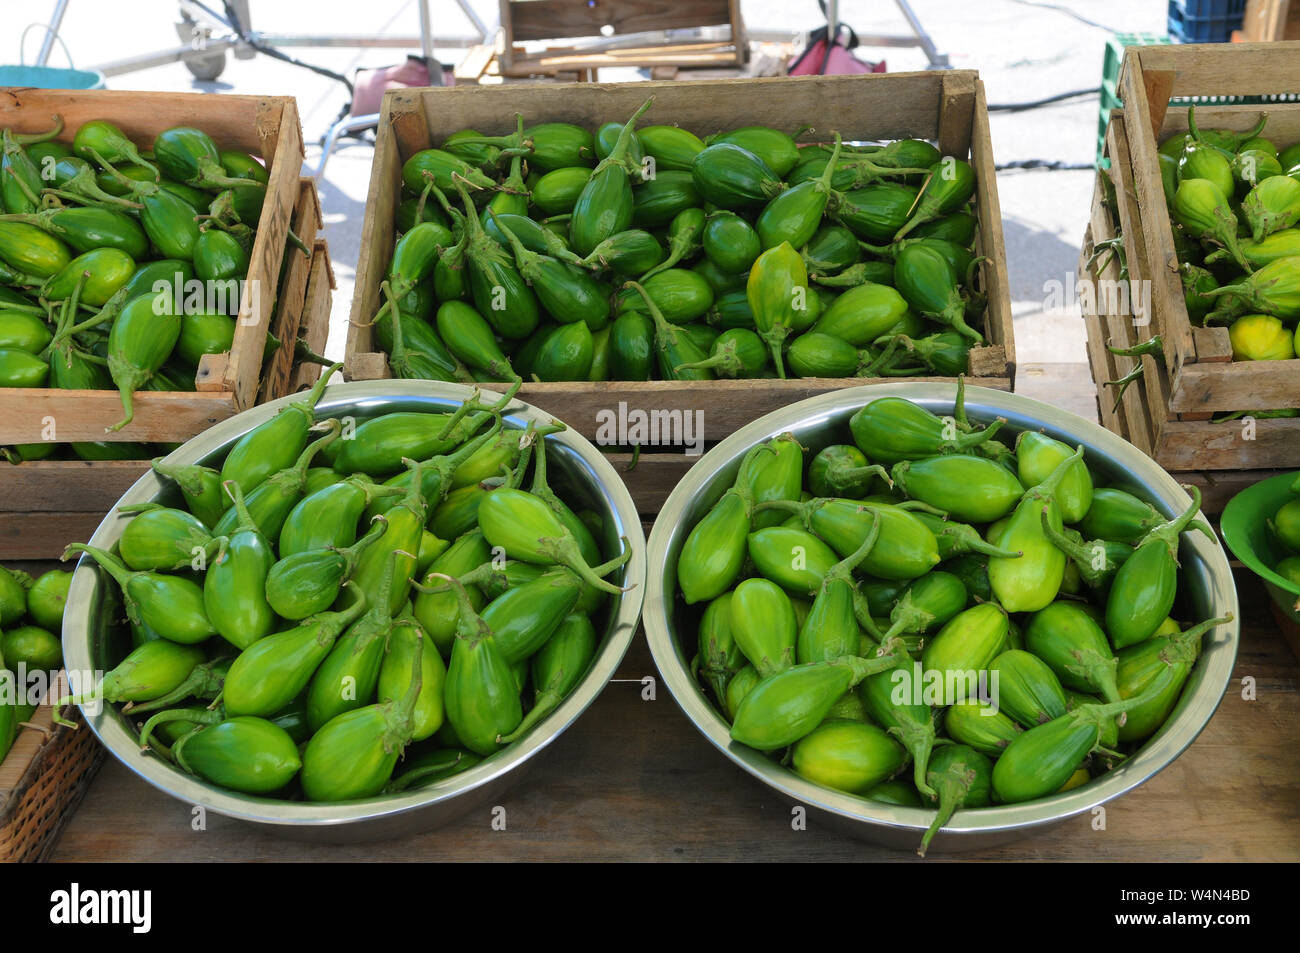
369;97;989;384
1161;106;1300;412
0;564;70;762
676;381;1230;855
58;380;629;802
0;113;310;460
1267;472;1300;587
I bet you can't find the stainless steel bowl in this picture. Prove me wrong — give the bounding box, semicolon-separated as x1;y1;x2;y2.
63;380;646;843
644;383;1239;852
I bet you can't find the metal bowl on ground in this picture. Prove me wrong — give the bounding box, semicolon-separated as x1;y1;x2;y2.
62;380;646;843
643;382;1239;853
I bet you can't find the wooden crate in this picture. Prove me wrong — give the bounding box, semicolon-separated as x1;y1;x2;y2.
498;0;745;77
1115;42;1300;431
0;672;106;863
0;234;335;560
288;241;336;394
0;88;304;444
345;73;1016;515
1240;0;1300;40
1080;115;1290;513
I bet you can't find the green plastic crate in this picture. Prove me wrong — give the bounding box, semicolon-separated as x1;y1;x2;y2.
1097;34;1172;166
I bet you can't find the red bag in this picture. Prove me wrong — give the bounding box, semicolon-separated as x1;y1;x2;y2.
788;21;885;76
351;56;451;116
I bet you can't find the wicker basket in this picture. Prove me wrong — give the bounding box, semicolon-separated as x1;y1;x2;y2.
0;673;105;863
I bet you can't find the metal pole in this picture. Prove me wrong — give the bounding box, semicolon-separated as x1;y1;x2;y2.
36;0;71;66
894;0;950;68
418;0;443;85
454;0;492;44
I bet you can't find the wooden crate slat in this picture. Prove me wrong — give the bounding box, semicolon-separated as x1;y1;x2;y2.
507;46;741;72
1122;41;1300;98
224;104;306;411
1154;417;1300;470
0;391;237;445
971;79;1016;370
0;90;291;157
0;460;148;513
1115;68;1198;374
1241;0;1295;41
1083;166;1155;454
1171;359;1300;412
0;513;114;560
288;242;337;395
1100;119;1175;437
504;0;732;43
600;452;699;514
469;377;1010;444
258;179;323;405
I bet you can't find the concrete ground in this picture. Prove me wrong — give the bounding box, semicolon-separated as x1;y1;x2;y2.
32;0;1170;367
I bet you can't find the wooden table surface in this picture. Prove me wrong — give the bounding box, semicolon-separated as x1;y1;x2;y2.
47;364;1300;861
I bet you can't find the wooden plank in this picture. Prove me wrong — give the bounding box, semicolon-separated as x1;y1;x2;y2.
1116;72;1196;375
1172;359;1300;414
1127;41;1300;97
1184;467;1287;516
382;73;963;143
1082;306;1122;436
0;89;293;156
1084;168;1156;455
729;0;747;59
288;242;336;395
936;70;976;160
224;99;304;411
258;179;322;405
1191;326;1233;363
602;452;698;514
505;0;731;42
1241;0;1291;42
335;376;1008;443
498;0;516;71
515;46;740;71
1102;119;1175;436
0;513;116;560
970;79;1014;374
1153;416;1300;470
344;89;407;368
0;460;148;513
455;44;496;82
46;571;1300;862
0;391;236;444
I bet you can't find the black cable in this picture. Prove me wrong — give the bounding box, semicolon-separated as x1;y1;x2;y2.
1001;0;1124;33
996;159;1096;171
988;88;1100;111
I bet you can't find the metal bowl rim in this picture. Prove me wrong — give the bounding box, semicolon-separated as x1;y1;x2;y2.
643;382;1240;838
61;379;647;828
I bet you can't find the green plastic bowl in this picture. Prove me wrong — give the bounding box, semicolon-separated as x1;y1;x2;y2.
1220;471;1300;623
